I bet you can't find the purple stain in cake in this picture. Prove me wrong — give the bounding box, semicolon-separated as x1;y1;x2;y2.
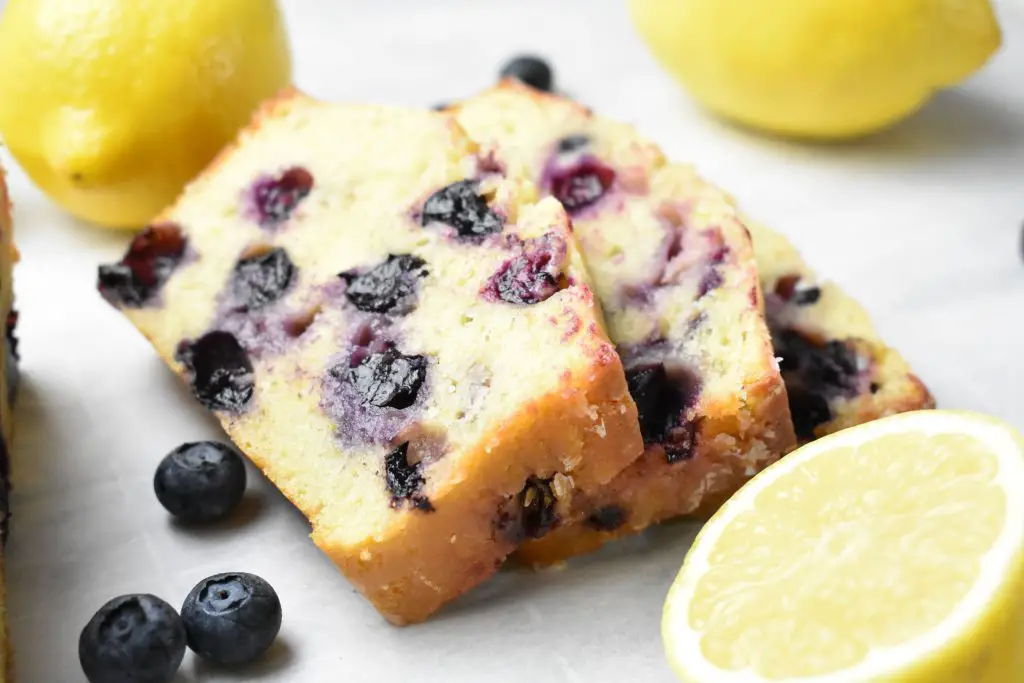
98;223;187;307
246;167;314;229
340;254;427;315
481;233;568;305
623;358;702;463
230;248;296;311
384;442;433;512
547;158;616;214
773;328;863;440
586;505;626;532
345;347;427;410
320;322;431;446
178;331;255;413
697;268;723;297
420;180;504;240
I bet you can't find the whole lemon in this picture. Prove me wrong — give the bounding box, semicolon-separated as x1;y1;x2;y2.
0;0;292;229
629;0;1002;140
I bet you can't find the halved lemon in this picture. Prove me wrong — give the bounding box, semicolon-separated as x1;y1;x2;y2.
663;410;1024;682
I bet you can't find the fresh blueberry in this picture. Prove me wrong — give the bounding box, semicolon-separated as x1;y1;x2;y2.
248;167;314;228
178;331;255;412
153;442;247;524
79;594;186;683
519;476;558;539
481;235;566;305
548;159;616;214
347;347;427;409
499;55;554;92
384;442;433;511
98;224;187;307
586;505;627;532
231;248;296;311
625;361;701;463
421;180;504;240
341;254;428;314
181;573;282;666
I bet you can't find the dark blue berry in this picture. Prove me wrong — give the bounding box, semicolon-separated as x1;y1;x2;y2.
548;159;615;214
249;167;314;228
348;347;426;409
79;594;186;683
153;442;247;524
557;135;590;153
231;248;296;311
587;505;627;532
98;224;187;307
499;55;554;92
341;254;427;314
773;329;860;440
421;180;504;240
384;442;433;511
482;237;565;305
625;362;701;463
178;331;255;412
520;477;558;539
787;388;833;441
181;573;281;666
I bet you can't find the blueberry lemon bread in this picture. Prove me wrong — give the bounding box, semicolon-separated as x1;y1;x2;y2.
453;83;797;564
0;160;18;679
97;91;643;624
748;220;934;442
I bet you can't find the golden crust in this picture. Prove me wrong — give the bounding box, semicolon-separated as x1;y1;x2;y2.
517;367;794;566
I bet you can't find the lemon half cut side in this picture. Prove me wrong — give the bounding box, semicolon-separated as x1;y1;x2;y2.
663;410;1024;683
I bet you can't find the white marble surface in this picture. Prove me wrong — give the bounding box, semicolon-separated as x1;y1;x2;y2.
2;1;1023;681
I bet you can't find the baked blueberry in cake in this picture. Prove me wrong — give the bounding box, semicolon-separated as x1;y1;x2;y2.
0;161;18;679
98;90;644;624
453;82;797;564
747;219;935;442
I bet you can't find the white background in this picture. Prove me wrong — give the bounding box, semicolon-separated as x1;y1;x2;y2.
2;1;1023;681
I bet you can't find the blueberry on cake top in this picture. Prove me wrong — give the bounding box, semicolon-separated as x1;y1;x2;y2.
747;219;935;442
452;82;797;564
0;161;18;679
98;90;643;624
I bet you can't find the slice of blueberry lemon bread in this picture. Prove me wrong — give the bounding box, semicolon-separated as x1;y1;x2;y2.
453;83;797;564
97;90;643;624
748;219;935;442
0;160;18;679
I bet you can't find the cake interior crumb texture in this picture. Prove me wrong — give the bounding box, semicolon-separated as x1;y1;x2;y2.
454;83;796;564
99;90;643;624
